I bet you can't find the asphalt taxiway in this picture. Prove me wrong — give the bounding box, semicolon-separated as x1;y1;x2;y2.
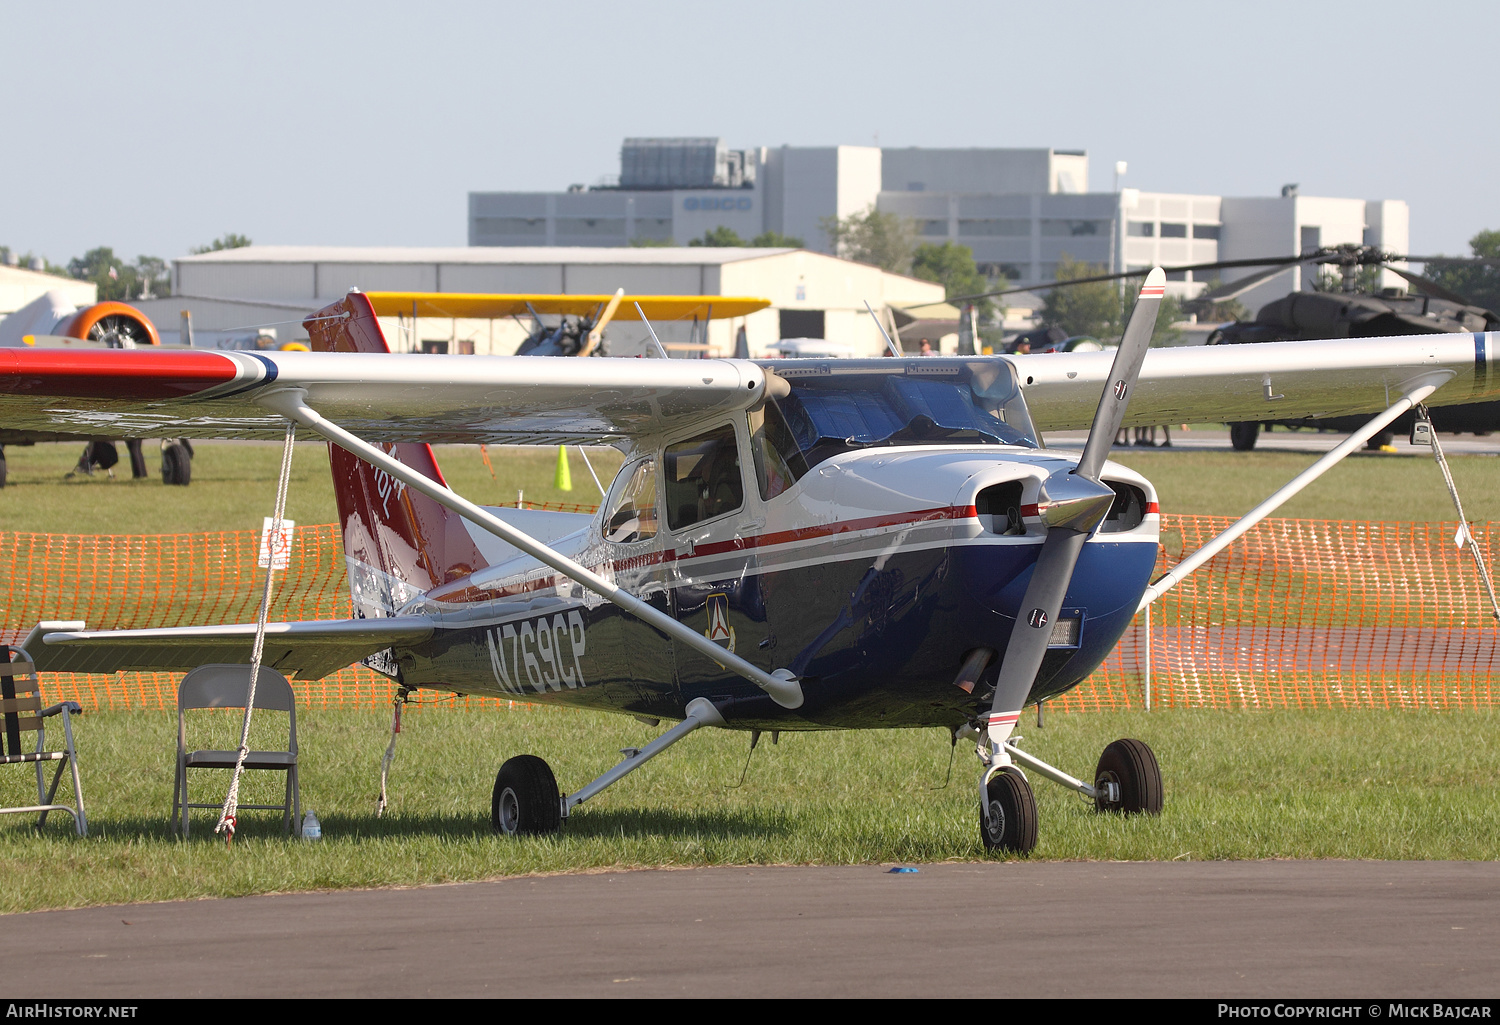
4;861;1498;998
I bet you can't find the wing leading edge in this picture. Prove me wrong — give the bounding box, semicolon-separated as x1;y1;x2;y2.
1014;332;1499;432
0;293;773;445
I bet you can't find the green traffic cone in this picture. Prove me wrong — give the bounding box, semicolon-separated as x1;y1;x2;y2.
554;445;573;492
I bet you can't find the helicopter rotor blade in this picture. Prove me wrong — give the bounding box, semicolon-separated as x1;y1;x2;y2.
982;269;1165;745
1378;266;1477;306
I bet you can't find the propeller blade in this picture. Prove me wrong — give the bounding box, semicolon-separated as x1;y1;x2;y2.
577;288;625;357
983;269;1168;745
1075;267;1165;481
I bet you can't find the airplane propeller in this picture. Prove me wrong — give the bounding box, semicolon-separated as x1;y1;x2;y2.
576;288;625;357
982;267;1166;748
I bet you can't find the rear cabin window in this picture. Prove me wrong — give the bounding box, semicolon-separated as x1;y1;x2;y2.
664;424;745;531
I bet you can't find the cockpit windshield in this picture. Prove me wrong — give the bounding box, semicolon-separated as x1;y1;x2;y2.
748;358;1039;501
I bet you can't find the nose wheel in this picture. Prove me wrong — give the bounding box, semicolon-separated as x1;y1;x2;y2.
980;768;1038;854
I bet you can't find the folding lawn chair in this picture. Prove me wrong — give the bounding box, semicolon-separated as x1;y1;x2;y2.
0;644;86;836
174;664;300;837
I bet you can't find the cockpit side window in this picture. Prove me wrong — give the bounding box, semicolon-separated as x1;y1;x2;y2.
602;458;658;544
664;424;744;531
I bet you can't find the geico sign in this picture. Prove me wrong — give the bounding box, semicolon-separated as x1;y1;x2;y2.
684;196;753;211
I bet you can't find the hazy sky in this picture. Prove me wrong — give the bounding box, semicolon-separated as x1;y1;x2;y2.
3;0;1495;265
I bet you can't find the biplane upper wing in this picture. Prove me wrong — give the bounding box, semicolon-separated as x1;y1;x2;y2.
363;292;770;321
0;292;1493;442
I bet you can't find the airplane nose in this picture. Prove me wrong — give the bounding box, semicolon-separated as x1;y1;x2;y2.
1037;468;1116;534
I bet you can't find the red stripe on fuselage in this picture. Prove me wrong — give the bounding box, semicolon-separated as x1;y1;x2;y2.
0;348;241;399
689;504;977;559
426;504;981;604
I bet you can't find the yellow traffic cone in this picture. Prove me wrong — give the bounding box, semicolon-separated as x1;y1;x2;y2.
554;445;573;492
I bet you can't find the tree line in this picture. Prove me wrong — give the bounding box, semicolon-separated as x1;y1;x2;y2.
0;234;250;302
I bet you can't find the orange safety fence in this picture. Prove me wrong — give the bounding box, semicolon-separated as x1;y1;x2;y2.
1;514;1496;712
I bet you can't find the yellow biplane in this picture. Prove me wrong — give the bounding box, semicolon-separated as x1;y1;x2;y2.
364;290;770;359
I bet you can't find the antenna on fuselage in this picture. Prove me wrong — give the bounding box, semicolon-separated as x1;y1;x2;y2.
633;302;671;359
864;300;903;358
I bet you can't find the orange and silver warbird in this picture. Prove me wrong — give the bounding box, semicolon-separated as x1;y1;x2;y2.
3;269;1496;852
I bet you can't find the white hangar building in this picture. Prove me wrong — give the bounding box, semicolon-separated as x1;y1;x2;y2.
148;245;945;356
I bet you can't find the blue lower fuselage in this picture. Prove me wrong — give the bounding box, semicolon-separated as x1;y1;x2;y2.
395;534;1158;731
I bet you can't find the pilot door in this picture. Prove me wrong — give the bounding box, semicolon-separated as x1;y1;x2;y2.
663;421;771;696
598;455;678;709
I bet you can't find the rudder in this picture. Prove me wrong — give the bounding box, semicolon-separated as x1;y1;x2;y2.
303;292;487;619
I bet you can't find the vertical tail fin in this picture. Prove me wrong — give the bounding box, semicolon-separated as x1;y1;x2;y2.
304;292;487;618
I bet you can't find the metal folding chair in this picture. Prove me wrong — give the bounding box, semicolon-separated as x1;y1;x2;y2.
0;644;86;836
174;664;300;837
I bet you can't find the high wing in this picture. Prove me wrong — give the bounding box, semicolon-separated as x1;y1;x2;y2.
0;292;1493;443
0;293;774;445
25;618;433;680
1014;332;1498;432
364;292;770;321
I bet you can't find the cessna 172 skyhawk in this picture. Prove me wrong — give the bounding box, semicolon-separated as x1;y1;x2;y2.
3;269;1496;852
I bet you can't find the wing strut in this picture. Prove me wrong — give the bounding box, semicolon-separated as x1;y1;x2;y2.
1136;372;1452;611
256;388;805;710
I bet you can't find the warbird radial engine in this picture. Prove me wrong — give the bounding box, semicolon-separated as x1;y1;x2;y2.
5;269;1496;851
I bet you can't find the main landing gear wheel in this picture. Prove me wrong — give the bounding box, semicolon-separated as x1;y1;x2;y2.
492;755;562;836
1093;738;1163;815
161;440;192;486
1228;421;1260;451
980;768;1038;854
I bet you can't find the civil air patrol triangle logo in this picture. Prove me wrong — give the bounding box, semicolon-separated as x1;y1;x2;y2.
704;592;736;654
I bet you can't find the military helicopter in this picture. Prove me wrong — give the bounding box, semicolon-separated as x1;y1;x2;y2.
925;244;1500;450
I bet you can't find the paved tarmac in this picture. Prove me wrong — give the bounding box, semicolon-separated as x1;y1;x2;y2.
4;861;1498;998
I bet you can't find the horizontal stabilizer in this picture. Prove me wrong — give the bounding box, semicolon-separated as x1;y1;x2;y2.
31;618;434;680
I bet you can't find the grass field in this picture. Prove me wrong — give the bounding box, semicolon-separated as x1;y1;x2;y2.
1;706;1496;913
1;438;1498;912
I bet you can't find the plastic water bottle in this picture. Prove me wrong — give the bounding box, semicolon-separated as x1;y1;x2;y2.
301;809;322;840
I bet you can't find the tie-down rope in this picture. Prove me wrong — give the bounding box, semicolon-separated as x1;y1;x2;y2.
216;420;298;844
1421;405;1500;621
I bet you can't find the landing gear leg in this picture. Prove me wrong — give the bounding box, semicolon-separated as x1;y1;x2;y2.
490;697;727;838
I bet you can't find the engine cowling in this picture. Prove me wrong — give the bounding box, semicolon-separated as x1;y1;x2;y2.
0;290;160;348
58;301;160;347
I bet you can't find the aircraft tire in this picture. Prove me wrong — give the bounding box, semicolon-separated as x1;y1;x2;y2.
980;768;1037;855
1228;422;1259;451
492;755;562;836
161;441;192;486
1094;738;1163;815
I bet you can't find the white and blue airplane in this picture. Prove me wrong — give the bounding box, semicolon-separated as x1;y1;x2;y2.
4;268;1494;852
